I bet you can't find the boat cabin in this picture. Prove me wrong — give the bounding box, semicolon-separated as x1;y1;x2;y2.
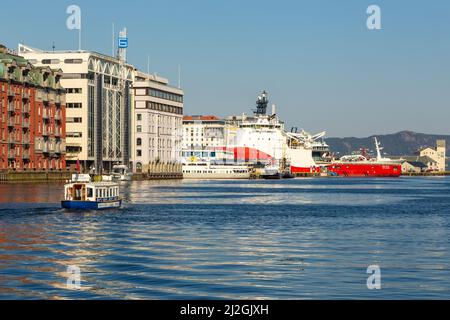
64;182;120;202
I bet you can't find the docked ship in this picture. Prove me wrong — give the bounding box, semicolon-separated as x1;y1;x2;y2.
224;91;330;174
182;161;250;179
326;138;402;177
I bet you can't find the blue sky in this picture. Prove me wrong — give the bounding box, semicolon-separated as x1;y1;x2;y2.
1;0;449;137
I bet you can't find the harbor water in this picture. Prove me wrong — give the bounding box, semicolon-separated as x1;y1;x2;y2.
1;177;449;299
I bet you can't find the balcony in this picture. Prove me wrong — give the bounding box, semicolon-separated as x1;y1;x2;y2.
22;91;30;101
49;92;56;102
54;112;61;121
7;118;15;127
22;104;30;114
22;121;30;130
42;142;49;153
55;129;62;137
48;142;56;153
7;87;15;98
42;109;50;120
7;136;17;145
23;152;30;160
55;95;66;105
42;92;49;103
8;149;16;159
23;136;31;146
42;127;49;137
7;103;15;113
34;139;43;153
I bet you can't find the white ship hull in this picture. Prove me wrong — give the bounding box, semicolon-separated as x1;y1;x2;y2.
182;164;250;179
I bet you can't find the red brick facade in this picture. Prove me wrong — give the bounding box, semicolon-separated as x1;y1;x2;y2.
0;49;66;171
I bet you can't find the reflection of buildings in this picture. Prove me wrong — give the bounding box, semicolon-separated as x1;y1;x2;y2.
0;44;66;170
19;44;134;173
131;71;184;173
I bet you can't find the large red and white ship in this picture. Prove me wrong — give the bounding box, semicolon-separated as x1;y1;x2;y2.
223;91;329;173
327;138;402;177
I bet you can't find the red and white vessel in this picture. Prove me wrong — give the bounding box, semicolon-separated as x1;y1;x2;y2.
327;138;402;177
225;91;329;173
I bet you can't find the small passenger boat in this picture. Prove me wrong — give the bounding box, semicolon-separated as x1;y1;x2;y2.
61;174;122;210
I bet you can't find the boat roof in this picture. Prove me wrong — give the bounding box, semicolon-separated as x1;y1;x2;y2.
66;182;119;187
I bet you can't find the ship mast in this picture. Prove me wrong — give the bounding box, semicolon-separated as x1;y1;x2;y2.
375;137;383;161
254;90;269;116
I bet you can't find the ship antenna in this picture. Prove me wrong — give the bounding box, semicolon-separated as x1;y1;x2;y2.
375;137;382;161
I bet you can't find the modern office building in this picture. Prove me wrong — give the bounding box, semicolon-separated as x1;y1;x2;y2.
1;44;66;171
18;43;134;173
131;71;184;173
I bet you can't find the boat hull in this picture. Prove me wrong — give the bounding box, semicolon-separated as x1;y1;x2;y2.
61;199;122;210
327;163;401;177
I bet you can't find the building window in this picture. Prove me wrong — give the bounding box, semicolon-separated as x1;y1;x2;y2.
67;103;82;108
67;117;82;123
137;114;142;121
137;138;142;146
42;59;60;64
64;59;83;64
137;125;142;133
137;150;142;157
66;88;82;94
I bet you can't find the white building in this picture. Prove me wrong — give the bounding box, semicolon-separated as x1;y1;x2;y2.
18;44;134;173
419;140;446;172
182;115;226;150
132;71;184;173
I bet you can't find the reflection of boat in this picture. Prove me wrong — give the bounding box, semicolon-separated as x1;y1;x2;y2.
112;165;133;181
327;138;402;177
182;161;250;179
61;174;122;210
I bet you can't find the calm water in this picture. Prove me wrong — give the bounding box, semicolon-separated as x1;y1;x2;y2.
0;177;449;299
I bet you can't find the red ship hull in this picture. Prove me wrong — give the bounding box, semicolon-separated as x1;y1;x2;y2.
291;166;322;173
327;163;401;177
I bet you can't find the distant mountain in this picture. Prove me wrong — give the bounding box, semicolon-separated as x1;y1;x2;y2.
326;131;450;159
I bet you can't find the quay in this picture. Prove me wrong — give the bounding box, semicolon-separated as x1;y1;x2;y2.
0;170;73;183
402;172;450;177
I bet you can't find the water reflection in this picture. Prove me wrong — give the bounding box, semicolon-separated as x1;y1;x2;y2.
0;177;450;299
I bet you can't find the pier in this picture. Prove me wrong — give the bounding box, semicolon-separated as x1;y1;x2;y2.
0;170;73;182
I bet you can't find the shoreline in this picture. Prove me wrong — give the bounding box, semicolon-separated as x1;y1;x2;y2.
1;171;449;183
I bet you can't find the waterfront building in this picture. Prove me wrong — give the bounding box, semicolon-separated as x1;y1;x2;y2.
0;44;66;171
392;155;438;173
182;115;226;150
401;161;428;173
418;140;446;172
18;44;134;173
131;71;184;173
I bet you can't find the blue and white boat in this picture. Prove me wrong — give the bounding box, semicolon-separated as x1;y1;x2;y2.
61;174;122;210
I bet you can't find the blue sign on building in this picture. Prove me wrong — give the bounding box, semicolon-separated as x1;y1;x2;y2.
118;37;128;48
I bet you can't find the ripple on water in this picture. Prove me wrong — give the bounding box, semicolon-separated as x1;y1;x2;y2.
0;177;450;299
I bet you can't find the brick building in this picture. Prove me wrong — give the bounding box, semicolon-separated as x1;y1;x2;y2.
0;44;66;170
